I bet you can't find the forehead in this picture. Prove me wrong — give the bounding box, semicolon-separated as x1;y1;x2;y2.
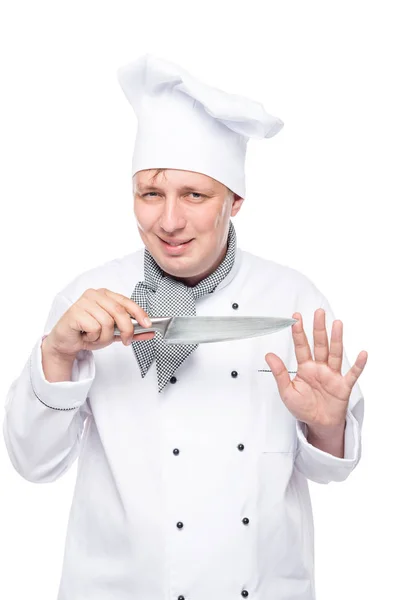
134;169;221;190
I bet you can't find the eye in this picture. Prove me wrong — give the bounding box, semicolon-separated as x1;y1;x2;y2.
143;192;159;197
188;192;204;199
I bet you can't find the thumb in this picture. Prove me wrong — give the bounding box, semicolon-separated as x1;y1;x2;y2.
264;353;291;398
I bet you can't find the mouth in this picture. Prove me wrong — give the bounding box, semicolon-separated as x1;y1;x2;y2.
158;236;194;253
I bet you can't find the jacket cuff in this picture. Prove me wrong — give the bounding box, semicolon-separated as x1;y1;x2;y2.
29;335;95;411
296;410;361;468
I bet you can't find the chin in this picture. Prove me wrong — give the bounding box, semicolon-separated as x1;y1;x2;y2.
163;255;203;277
162;259;197;276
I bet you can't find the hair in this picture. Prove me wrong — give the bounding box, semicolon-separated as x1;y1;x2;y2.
150;168;167;182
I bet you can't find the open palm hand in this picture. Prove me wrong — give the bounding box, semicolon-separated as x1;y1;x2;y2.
265;309;368;429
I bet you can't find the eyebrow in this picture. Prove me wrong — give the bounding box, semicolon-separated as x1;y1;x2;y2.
136;185;215;195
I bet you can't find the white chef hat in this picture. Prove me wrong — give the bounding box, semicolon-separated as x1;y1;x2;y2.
117;54;283;198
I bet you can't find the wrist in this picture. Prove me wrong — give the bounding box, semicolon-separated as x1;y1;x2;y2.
306;420;346;441
305;421;346;458
41;334;77;365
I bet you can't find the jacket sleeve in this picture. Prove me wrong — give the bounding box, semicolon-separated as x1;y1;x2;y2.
294;294;364;484
2;293;95;483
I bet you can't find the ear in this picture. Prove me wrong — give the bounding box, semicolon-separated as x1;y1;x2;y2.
231;194;244;217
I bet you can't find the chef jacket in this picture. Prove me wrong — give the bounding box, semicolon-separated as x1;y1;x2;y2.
3;246;363;600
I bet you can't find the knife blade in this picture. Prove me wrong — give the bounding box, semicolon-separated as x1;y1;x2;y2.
114;315;298;344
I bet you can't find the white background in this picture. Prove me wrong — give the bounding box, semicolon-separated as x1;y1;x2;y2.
0;1;398;598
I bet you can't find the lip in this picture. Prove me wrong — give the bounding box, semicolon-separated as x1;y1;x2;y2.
158;237;194;255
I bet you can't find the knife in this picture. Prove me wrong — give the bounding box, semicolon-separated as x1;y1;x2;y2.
114;315;298;344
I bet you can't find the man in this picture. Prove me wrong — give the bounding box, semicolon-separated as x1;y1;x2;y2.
3;54;367;600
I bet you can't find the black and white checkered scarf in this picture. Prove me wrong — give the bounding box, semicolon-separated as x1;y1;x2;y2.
131;220;237;392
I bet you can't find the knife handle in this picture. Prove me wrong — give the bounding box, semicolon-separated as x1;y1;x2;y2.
114;316;171;337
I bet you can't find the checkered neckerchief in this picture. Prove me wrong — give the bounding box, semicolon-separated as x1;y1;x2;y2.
131;220;237;392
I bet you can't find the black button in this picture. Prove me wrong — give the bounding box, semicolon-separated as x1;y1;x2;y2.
170;376;177;384
178;596;185;600
242;517;249;525
176;521;184;529
237;444;245;451
173;448;180;455
241;591;249;598
232;302;239;309
231;370;238;378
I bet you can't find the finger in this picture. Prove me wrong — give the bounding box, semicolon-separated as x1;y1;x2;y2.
343;351;368;389
74;311;103;343
79;297;126;344
328;320;343;372
100;289;152;328
114;332;155;343
97;292;155;343
131;332;156;342
96;296;138;344
265;353;292;398
313;309;329;364
86;289;149;344
292;312;313;365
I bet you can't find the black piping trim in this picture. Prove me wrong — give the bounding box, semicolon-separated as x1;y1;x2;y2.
29;354;79;411
258;369;298;374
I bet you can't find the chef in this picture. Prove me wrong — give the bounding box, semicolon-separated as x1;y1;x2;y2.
3;54;367;600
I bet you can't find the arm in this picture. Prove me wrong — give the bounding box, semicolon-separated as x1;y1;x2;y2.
294;295;364;483
2;293;95;483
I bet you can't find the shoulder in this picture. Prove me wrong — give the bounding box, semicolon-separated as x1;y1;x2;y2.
238;248;324;300
56;248;144;303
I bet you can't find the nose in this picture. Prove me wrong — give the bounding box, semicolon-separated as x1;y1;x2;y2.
159;196;187;233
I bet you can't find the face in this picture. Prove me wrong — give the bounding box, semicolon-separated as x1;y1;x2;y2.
133;169;244;286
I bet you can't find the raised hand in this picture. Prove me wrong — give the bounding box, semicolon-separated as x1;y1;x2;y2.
264;309;367;432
